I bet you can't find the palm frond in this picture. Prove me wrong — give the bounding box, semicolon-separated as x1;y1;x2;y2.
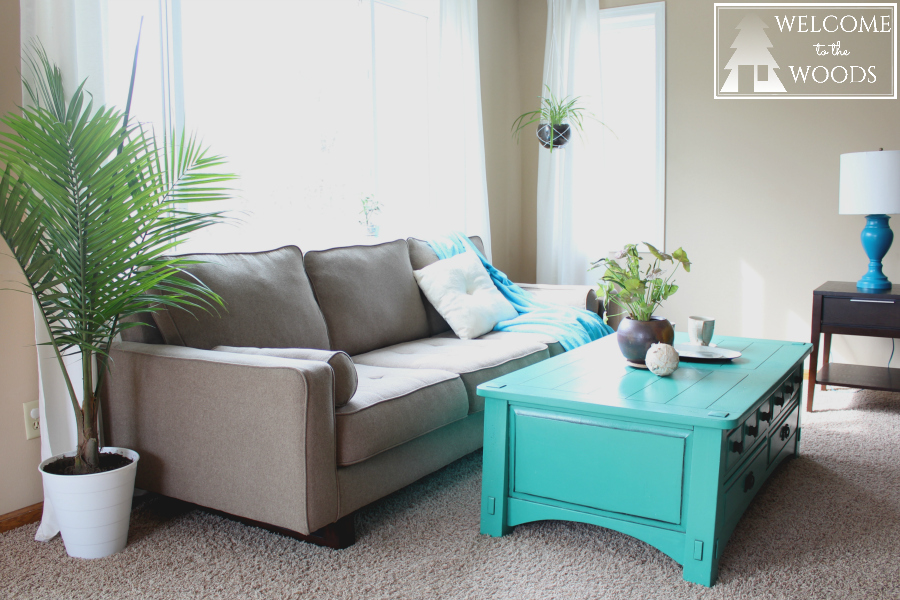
1;41;237;471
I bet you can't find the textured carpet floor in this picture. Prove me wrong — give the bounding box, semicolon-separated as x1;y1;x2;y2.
2;388;899;599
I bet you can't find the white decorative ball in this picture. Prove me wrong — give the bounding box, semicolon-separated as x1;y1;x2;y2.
645;343;679;376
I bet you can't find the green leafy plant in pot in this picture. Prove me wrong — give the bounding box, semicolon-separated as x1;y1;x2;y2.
590;243;691;364
511;85;594;152
0;45;235;558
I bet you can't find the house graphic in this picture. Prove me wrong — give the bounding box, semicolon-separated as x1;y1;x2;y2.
720;14;786;93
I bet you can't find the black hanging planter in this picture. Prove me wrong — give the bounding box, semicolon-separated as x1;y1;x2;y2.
537;123;571;150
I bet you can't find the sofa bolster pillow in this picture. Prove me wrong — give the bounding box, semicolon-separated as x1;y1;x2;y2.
213;346;358;408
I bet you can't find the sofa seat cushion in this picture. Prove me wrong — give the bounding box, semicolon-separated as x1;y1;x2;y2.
336;365;467;466
213;346;358;408
433;330;565;357
352;338;549;413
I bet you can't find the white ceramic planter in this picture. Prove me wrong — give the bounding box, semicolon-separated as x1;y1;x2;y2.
39;447;140;559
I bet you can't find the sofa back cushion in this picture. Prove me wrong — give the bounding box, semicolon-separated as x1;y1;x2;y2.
151;246;331;350
407;236;487;336
304;240;430;356
119;312;165;344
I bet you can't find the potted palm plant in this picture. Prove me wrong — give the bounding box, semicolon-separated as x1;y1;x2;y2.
511;85;593;152
0;45;234;558
590;243;691;364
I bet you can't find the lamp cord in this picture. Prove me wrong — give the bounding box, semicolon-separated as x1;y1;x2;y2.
891;338;896;369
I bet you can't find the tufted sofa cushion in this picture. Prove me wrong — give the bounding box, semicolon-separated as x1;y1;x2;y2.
335;365;467;466
433;329;566;357
352;337;549;414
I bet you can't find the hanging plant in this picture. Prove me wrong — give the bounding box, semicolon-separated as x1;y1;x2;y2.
511;85;595;152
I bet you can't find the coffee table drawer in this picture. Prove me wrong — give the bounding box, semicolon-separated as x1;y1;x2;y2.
726;425;745;472
769;403;800;466
724;444;767;529
511;410;687;524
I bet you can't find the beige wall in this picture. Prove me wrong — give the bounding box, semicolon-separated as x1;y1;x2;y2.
664;0;900;371
511;0;900;368
478;0;526;282
516;0;548;285
0;0;43;515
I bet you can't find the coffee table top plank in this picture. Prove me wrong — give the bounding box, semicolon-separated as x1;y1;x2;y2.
478;333;811;430
661;371;748;409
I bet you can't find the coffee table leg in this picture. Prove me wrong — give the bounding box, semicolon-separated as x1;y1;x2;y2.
481;398;512;537
681;427;724;587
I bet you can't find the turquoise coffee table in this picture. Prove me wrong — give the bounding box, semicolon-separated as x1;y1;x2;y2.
478;333;811;587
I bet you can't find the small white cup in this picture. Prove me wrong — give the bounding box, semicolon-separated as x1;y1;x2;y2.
688;316;715;346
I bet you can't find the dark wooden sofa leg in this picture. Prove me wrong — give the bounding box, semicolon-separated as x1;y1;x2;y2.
206;508;356;549
157;495;356;549
303;513;356;549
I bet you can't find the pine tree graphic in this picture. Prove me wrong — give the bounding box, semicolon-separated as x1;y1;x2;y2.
720;14;786;93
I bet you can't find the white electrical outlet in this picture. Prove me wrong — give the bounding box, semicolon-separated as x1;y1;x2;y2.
23;400;40;440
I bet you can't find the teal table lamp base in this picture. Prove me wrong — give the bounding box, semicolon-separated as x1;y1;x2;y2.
857;214;893;291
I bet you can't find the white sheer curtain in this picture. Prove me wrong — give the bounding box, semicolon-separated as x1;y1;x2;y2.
138;0;492;256
433;0;492;257
535;0;603;285
19;0;109;543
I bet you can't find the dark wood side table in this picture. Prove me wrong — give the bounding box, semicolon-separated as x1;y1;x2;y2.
808;281;900;411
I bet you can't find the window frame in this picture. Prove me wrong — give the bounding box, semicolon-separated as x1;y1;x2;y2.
598;0;666;251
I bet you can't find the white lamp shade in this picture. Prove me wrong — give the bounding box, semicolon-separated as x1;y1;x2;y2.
839;150;900;215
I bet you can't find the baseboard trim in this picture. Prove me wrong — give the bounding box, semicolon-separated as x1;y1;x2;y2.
0;502;43;533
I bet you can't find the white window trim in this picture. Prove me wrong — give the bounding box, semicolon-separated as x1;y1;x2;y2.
599;1;666;250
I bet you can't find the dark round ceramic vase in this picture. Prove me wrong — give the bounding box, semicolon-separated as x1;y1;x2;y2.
537;123;571;149
617;317;675;364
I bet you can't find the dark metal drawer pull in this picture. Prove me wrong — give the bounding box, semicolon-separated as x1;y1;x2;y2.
731;441;744;454
849;299;895;304
780;424;791;441
759;410;772;422
746;424;758;437
744;471;756;493
773;395;784;407
784;383;794;394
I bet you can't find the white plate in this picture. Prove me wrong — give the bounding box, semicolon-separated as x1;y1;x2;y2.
674;344;742;361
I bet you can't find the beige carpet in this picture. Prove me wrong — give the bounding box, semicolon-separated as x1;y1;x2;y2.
2;388;899;600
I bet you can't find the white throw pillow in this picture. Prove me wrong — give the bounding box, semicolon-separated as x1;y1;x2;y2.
414;251;518;340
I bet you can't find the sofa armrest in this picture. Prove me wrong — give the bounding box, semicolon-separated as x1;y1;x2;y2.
212;346;358;408
102;341;338;535
516;283;601;315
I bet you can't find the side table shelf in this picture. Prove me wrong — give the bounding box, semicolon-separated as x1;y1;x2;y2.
809;281;900;411
815;363;900;392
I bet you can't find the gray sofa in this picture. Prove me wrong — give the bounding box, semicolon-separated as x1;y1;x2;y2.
102;236;599;547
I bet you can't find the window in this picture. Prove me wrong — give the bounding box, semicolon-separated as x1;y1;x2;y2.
107;0;450;253
596;1;666;250
373;0;440;240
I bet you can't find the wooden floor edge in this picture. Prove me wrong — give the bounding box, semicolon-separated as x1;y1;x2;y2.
0;502;43;533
